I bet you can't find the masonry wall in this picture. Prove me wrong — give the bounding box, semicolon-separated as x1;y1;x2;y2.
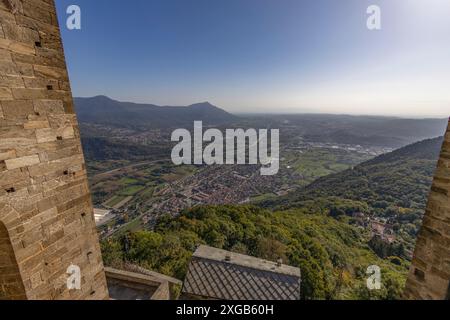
0;222;26;299
0;0;108;299
404;119;450;300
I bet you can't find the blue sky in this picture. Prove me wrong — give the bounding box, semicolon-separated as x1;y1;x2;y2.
56;0;450;117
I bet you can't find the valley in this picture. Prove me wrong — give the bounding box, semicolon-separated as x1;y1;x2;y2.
88;142;377;239
75;96;446;299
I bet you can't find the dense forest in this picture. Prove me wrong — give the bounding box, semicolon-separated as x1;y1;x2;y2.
102;205;407;300
260;137;443;254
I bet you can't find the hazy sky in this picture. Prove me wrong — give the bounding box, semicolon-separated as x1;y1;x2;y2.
56;0;450;117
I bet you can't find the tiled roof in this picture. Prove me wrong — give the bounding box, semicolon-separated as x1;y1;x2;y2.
182;246;301;300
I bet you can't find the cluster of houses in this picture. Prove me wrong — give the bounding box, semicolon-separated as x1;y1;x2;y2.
352;212;396;244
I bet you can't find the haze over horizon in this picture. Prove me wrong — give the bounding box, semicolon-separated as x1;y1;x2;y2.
74;95;448;120
57;0;450;117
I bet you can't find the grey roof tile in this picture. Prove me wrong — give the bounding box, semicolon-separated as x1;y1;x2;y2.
182;246;301;300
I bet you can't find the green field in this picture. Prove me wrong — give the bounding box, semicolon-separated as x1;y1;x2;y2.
104;195;127;207
250;193;278;202
89;161;198;206
120;185;145;196
118;177;140;184
284;148;371;184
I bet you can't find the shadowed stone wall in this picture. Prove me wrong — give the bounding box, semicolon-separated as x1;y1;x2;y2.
404;119;450;299
0;221;26;299
0;0;108;299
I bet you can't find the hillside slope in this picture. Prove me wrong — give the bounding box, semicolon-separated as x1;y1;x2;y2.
101;205;407;300
81;137;169;161
260;137;444;253
264;137;443;210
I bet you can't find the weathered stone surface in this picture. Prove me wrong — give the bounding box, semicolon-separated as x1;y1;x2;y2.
405;119;450;300
0;149;16;160
33;99;64;115
1;99;33;118
0;38;35;55
0;48;12;61
23;119;49;129
35;127;56;143
5;154;40;169
0;1;108;300
23;76;58;89
0;74;25;87
3;0;23;14
12;88;48;100
33;65;68;80
0;87;13;100
0;126;37;148
2;23;39;44
12;51;66;69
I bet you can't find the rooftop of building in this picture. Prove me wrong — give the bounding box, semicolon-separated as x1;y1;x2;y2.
194;245;300;277
182;245;301;300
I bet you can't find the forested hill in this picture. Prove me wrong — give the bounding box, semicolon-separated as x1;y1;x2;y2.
101;205;407;300
263;136;443;211
259;137;443;255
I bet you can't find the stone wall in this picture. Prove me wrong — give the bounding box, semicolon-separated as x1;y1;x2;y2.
0;222;26;299
0;0;108;299
404;119;450;299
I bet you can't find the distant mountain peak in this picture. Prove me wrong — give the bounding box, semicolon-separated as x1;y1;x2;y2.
195;101;212;105
89;95;115;101
74;96;238;129
189;101;216;108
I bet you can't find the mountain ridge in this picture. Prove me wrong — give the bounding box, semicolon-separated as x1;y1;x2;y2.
74;96;239;129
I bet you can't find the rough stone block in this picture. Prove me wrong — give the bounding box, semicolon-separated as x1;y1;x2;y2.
15;62;34;77
0;127;37;148
0;149;16;161
0;74;25;87
23;77;58;89
35;127;56;143
0;87;13;100
0;60;19;76
5;154;40;169
0;37;35;55
24;119;50;129
0;48;12;61
33;99;64;115
1;99;34;118
2;23;40;44
12;88;48;100
33;65;68;81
